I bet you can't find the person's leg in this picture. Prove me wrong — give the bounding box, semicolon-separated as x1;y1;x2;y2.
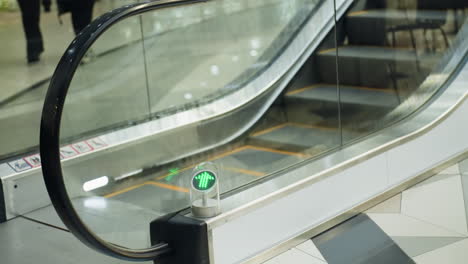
17;0;43;62
71;0;95;35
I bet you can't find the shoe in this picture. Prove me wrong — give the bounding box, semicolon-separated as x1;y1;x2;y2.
27;54;40;64
27;48;43;64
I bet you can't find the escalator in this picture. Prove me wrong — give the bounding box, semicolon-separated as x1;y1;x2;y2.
4;0;468;263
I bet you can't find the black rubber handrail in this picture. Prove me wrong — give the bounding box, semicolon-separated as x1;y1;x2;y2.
40;0;207;261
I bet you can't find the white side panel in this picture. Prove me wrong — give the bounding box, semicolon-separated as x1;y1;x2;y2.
388;90;468;185
213;153;388;264
3;170;50;219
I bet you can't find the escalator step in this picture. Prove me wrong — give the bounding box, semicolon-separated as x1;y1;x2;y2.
286;84;399;108
250;123;348;149
319;46;436;62
348;9;448;23
317;46;439;88
149;146;304;194
347;9;448;46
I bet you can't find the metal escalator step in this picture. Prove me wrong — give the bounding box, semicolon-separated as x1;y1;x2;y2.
317;46;439;88
152;146;303;193
286;84;399;108
156;166;262;194
346;9;448;46
208;145;304;174
99;146;304;206
319;46;436;62
347;9;448;26
250;123;341;149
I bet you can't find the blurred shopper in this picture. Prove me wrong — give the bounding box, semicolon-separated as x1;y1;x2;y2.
57;0;95;35
17;0;51;63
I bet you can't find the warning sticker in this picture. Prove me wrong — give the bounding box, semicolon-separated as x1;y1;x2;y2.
86;137;107;149
60;146;79;159
24;154;41;168
72;141;93;154
8;158;32;172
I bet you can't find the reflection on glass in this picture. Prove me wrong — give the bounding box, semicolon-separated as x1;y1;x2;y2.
141;0;321;113
337;0;468;143
0;0;139;159
60;14;152;248
57;0;333;250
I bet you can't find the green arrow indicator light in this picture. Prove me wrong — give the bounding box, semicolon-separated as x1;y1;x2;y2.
192;171;216;191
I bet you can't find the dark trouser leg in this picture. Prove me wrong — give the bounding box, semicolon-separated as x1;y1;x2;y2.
17;0;43;61
71;0;95;35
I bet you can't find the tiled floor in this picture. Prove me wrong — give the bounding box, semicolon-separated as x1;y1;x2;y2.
264;158;468;264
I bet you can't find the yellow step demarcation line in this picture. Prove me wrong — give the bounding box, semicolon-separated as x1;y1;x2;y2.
245;145;307;158
286;84;396;96
319;45;416;55
318;48;337;54
157;144;304;182
106;144;305;198
154;146;260;180
252;122;339;138
287;122;339;131
347;10;369;17
286;84;322;96
104;183;146;198
251;123;289;137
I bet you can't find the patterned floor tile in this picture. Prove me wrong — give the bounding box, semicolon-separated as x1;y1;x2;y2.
263;248;326;264
296;240;326;261
368;213;464;237
458;158;468;175
313;214;414;264
413;238;468;264
401;175;468;235
392;236;464;257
